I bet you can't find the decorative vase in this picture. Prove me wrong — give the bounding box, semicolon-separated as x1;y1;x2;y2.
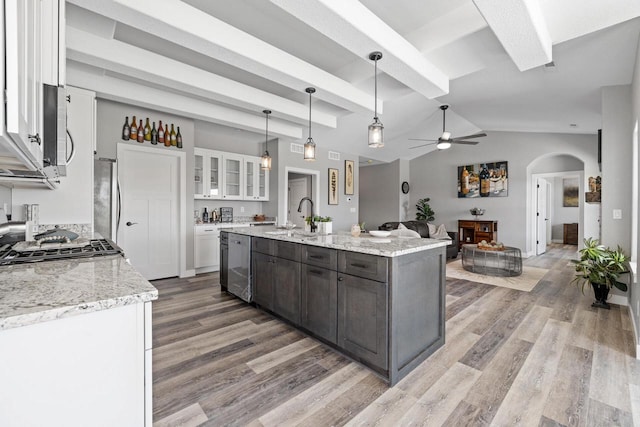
318;222;332;235
591;282;610;309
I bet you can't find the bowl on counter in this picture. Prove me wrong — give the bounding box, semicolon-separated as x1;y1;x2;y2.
253;214;266;222
369;230;391;238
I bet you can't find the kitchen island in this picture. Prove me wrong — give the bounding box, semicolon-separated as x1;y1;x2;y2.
0;254;157;427
221;227;448;385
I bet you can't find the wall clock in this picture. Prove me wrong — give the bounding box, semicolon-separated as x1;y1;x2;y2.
401;181;410;194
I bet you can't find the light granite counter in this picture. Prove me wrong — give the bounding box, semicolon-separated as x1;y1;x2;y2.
0;254;158;330
226;226;449;257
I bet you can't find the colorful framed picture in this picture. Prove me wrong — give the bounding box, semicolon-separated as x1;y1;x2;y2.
328;168;339;205
457;161;508;198
345;160;354;195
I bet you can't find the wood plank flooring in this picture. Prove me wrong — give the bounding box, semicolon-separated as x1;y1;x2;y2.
152;244;639;426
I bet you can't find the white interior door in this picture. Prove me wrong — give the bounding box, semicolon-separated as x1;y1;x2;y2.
118;145;179;280
536;178;549;254
288;178;309;229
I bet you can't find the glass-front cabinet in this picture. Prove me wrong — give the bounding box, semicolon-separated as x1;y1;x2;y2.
244;157;269;201
194;148;223;199
223;153;243;200
193;148;269;201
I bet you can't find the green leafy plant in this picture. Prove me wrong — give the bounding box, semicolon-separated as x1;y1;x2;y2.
415;198;435;222
571;238;629;293
305;216;332;224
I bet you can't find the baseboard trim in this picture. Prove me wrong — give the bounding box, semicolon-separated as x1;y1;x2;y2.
181;269;196;278
609;294;628;306
630;304;640;360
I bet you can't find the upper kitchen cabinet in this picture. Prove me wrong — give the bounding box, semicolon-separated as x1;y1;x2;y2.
223;153;244;200
194;148;268;201
194;147;223;199
245;157;269;201
2;0;65;172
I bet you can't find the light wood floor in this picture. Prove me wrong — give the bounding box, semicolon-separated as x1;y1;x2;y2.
151;244;640;426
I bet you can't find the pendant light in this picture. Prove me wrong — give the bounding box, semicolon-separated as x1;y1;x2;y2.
261;109;272;170
304;87;316;160
368;51;383;148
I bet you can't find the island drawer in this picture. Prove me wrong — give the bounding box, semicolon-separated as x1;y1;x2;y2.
338;251;388;283
302;246;337;269
275;240;301;262
252;237;274;255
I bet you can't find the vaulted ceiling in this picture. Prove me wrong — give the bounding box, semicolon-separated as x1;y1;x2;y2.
66;0;640;163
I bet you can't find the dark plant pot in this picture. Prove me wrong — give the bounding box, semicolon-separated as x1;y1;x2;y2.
591;282;610;309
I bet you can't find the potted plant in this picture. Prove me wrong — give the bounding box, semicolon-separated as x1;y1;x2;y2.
571;238;629;309
416;198;435;222
305;216;332;234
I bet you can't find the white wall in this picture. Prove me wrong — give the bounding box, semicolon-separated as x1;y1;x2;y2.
601;85;633;252
275;140;359;232
629;35;640;353
408;131;599;254
12;86;95;225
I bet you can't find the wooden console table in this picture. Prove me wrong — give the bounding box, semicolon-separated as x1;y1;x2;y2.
458;220;498;250
563;223;578;245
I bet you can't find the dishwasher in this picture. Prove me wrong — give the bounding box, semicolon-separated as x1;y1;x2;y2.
224;233;252;302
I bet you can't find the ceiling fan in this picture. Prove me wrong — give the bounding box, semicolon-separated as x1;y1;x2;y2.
409;105;486;150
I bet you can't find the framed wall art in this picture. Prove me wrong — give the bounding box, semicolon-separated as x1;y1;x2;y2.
345;160;354;195
457;161;508;198
563;177;579;207
328;168;339;205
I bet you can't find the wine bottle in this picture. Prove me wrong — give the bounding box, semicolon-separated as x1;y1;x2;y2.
151;122;158;145
479;164;490;197
170;124;177;146
460;167;469;195
157;120;164;144
122;116;130;140
130;115;138;141
164;124;170;147
137;120;144;143
176;126;182;148
202;207;209;223
144;118;152;141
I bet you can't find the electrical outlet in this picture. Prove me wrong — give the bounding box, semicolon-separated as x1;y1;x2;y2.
613;209;622;219
240;206;245;213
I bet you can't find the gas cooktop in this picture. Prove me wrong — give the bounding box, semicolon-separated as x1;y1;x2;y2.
0;239;124;265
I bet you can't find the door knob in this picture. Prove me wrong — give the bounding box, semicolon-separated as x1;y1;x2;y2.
126;221;138;226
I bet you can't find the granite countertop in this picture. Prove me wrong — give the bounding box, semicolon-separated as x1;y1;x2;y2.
195;221;276;227
0;255;158;331
226;226;449;257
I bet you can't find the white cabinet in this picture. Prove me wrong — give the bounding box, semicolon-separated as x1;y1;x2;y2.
195;225;221;270
1;0;64;172
0;302;151;426
223;153;244;200
194;148;223;199
194;148;269;201
244;157;269;201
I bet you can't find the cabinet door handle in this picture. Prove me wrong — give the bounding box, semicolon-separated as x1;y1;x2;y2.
338;276;344;281
308;255;324;259
350;262;368;269
309;269;324;275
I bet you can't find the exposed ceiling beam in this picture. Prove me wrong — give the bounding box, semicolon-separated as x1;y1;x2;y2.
67;66;303;139
66;27;337;129
68;0;379;115
269;0;449;99
473;0;552;71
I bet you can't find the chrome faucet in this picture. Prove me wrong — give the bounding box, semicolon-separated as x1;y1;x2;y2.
297;197;316;233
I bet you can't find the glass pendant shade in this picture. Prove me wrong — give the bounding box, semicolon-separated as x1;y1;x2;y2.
304;138;316;160
261;109;272;171
304;87;316;160
368;51;383;148
261;151;272;169
368;118;384;148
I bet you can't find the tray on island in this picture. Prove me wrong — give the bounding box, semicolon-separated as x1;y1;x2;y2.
476;245;505;251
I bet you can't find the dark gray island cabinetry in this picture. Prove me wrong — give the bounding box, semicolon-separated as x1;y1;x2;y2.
224;229;448;385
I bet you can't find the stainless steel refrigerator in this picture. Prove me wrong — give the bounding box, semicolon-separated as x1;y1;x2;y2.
93;158;119;241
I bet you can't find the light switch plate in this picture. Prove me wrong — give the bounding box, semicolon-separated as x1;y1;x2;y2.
350;207;356;213
613;209;622;219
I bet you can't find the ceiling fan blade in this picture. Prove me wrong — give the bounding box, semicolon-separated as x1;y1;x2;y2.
408;138;438;142
452;132;486;141
409;142;436;149
452;140;480;145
